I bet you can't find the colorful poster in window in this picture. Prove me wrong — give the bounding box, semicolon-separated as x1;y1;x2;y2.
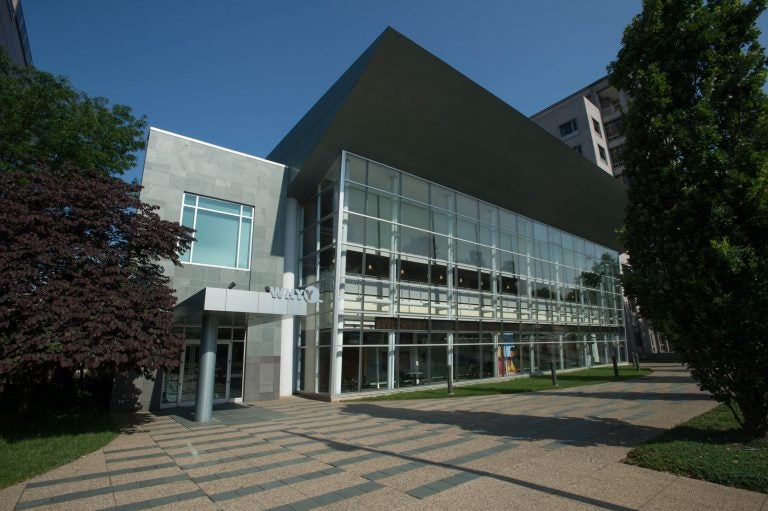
499;333;517;375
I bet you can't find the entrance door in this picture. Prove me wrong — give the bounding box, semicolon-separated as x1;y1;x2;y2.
161;326;246;408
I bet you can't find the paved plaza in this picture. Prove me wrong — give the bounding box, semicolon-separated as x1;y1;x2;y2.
1;364;766;510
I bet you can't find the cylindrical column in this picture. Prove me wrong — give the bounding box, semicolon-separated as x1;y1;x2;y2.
195;313;219;422
280;197;299;397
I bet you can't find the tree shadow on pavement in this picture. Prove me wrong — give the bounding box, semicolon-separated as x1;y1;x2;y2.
340;404;668;447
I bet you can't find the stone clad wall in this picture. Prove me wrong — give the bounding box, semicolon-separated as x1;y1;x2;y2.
139;128;291;405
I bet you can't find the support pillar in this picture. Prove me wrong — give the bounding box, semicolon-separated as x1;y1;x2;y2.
195;313;219;423
280;197;298;397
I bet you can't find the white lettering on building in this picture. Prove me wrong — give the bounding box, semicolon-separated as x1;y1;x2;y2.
266;286;320;304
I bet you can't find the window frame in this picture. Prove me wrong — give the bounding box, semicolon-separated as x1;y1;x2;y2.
597;145;608;163
180;192;254;271
592;117;602;136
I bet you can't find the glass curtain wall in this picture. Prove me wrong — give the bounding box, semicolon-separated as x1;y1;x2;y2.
298;152;626;396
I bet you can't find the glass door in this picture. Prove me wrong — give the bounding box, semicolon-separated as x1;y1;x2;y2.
180;343;200;403
161;326;246;408
213;343;230;400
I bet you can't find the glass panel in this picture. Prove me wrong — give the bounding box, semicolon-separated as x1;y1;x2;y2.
213;343;229;400
399;258;429;283
229;341;244;399
181;207;194;228
319;217;334;248
499;210;516;232
319;249;335;273
454;341;482;380
346;154;366;183
401;173;429;203
302;255;317;286
363;331;388;345
433;233;449;261
198;196;243;216
303;197;318;228
341;346;360;392
401;201;429;229
345;250;363;275
456;268;479;289
499;250;516;274
361;347;388;390
317;346;331;393
345;184;366;213
367;162;400;194
180;208;194;262
479;203;497;225
193;209;239;267
320;186;335;218
365;252;390;279
346;213;365;245
365;219;392;250
180;344;200;402
366;190;394;221
242;205;253;219
238;218;251;269
456;240;481;266
431;209;453;235
400;227;431;257
183;194;196;206
303;227;316;256
430;183;454;211
430;264;448;286
456;194;478;219
518;217;533;238
457;219;478;242
429;345;448;383
162;367;179;404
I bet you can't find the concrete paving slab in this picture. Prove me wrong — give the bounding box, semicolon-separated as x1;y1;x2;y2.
6;364;768;511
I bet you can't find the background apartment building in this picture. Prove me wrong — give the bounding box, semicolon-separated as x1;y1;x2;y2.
532;77;628;178
532;78;672;358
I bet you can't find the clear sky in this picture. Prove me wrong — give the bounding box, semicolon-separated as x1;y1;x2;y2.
22;1;768;183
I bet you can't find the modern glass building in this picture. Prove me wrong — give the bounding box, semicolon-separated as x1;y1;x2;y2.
296;152;624;397
120;28;627;415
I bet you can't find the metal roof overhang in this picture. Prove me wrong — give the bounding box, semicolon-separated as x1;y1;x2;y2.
268;28;626;250
174;288;308;325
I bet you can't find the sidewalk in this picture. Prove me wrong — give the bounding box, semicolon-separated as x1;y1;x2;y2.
2;364;766;510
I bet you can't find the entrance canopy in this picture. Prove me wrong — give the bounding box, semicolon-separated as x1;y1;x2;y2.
174;287;309;324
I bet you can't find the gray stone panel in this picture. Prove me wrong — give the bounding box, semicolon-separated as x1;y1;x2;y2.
135;129;291;409
141;128;289;301
243;356;280;401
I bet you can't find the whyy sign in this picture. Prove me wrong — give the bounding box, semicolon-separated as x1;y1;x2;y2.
266;286;321;304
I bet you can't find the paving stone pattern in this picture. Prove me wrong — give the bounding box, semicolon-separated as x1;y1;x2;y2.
2;364;767;510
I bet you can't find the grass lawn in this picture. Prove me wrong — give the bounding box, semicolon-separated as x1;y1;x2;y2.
626;404;768;493
0;408;118;489
358;366;652;401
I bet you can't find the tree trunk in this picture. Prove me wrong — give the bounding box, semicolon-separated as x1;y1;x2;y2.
738;399;768;439
19;384;32;415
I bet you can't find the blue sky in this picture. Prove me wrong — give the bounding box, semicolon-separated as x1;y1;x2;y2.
23;1;768;183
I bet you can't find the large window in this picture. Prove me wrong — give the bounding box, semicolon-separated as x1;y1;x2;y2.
180;193;253;269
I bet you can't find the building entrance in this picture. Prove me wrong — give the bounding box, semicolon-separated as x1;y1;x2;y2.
161;327;245;407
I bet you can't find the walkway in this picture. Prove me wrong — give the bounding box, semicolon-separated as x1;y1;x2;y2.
1;364;766;510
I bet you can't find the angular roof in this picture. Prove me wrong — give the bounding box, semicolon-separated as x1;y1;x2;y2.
268;28;626;249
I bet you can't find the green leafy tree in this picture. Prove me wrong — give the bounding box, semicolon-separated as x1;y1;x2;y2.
0;51;193;411
610;0;768;437
0;51;145;175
